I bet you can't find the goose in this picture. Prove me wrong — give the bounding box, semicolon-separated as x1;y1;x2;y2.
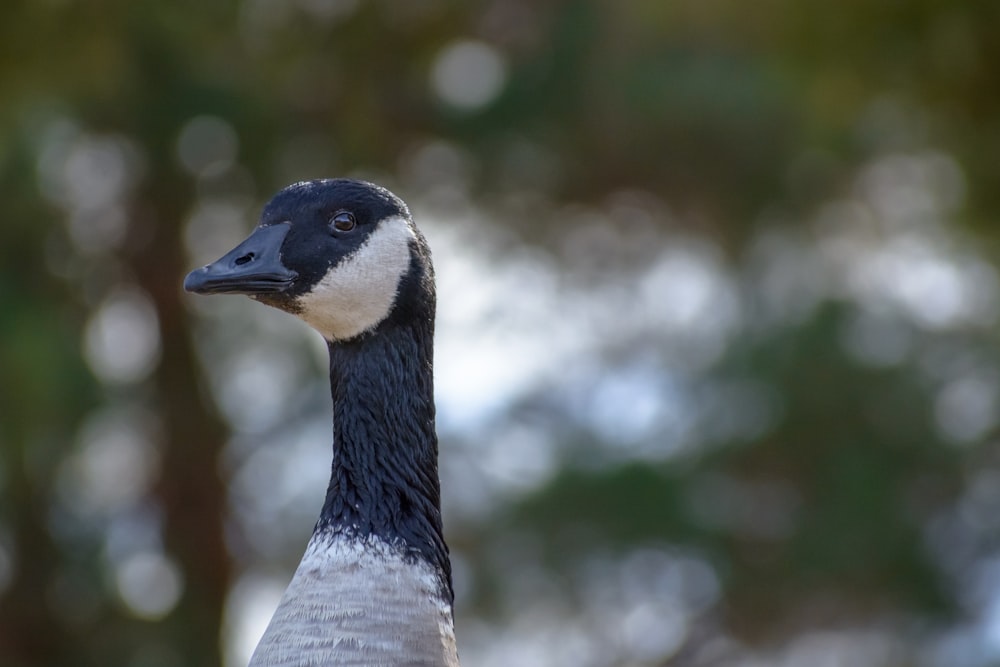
184;179;459;666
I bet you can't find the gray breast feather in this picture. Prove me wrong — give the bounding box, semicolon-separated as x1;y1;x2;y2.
248;535;459;667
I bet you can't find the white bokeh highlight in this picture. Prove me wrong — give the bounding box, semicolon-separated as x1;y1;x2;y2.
83;288;162;385
431;40;507;110
114;551;184;620
177;115;240;178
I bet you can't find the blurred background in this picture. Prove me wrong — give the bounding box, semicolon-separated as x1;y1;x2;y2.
2;1;1000;665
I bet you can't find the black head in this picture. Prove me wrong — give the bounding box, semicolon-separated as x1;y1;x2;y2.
184;179;432;341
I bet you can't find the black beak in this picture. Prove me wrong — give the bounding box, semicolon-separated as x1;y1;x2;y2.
184;223;298;295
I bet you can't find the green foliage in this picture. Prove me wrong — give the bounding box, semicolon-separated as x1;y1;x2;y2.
506;304;962;641
1;0;998;664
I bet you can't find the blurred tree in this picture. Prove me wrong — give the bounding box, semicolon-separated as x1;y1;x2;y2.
1;0;998;665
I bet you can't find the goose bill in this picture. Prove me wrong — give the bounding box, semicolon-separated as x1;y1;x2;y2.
184;223;298;295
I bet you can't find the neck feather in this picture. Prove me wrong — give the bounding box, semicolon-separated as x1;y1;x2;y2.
317;314;452;599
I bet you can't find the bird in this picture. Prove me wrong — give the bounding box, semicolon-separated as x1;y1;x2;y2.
184;179;459;666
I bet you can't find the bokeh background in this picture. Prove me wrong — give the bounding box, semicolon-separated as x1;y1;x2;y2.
2;1;1000;665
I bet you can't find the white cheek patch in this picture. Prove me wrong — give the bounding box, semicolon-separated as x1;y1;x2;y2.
295;215;414;341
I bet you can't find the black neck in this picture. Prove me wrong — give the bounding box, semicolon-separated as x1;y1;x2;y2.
317;313;452;600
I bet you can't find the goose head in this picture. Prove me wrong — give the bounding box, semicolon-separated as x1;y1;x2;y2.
184;178;430;342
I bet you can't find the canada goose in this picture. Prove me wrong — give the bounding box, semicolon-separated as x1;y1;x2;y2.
184;179;459;666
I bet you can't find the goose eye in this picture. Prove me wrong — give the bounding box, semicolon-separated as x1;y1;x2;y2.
331;211;356;232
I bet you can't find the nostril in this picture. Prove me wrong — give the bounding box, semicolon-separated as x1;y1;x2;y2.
235;253;255;266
